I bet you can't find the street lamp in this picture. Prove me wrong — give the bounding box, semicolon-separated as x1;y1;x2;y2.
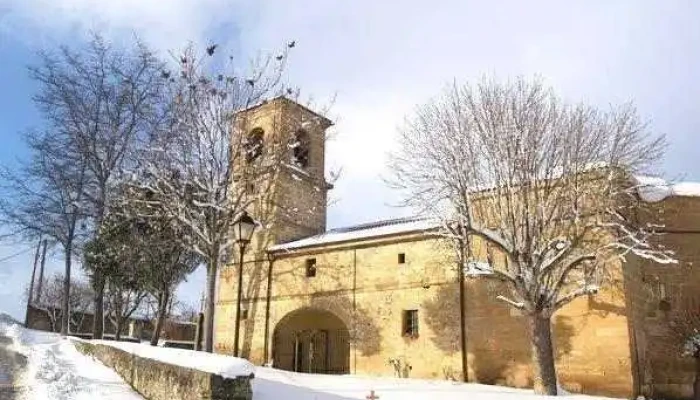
233;211;256;357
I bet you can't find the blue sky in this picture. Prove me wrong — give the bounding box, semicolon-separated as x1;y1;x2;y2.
1;0;699;321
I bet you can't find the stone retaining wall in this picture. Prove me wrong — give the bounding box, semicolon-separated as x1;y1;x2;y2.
73;340;253;400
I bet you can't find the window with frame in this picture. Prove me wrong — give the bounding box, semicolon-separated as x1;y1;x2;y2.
398;253;406;264
305;258;317;278
402;309;419;338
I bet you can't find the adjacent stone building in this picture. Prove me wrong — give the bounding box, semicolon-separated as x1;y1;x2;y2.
215;97;700;399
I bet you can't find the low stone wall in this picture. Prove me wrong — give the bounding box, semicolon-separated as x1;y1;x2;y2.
73;340;253;400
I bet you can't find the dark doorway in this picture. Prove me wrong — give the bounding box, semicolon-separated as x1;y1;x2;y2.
273;308;350;374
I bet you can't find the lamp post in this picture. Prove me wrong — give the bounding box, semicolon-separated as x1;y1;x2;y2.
232;211;256;357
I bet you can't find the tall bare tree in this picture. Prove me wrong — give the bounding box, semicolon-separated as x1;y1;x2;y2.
133;43;295;352
389;77;673;395
28;34;166;339
0;130;89;335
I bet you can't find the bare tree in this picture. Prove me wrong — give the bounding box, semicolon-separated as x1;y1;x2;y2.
83;203;151;341
143;236;199;346
0;130;89;335
28;33;166;339
104;278;149;341
28;273;93;333
668;296;700;400
172;300;199;323
389;77;672;395
134;43;298;352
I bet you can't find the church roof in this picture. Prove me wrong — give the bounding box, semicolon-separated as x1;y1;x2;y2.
268;217;440;252
239;96;333;126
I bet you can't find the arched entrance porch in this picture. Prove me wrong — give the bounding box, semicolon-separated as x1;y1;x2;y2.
272;307;350;374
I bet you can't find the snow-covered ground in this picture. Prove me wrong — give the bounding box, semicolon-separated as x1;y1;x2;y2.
1;321;622;400
0;322;143;400
253;367;620;400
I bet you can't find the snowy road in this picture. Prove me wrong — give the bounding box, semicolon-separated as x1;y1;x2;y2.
0;334;26;399
0;323;144;400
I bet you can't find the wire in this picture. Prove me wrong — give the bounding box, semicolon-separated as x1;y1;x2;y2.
0;247;34;263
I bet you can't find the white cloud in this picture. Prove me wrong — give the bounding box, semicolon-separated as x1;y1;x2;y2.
0;0;247;51
229;0;699;226
3;0;699;227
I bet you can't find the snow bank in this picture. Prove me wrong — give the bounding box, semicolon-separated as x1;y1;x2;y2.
253;367;620;400
88;339;255;378
270;217;439;251
635;175;700;203
0;322;143;400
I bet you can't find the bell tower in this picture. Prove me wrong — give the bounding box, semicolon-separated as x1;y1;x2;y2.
237;96;332;246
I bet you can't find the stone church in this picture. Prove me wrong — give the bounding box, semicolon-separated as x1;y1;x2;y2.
214;97;700;399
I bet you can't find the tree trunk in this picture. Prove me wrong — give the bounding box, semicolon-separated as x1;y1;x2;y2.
61;240;72;336
92;273;105;339
92;198;106;340
150;291;170;346
115;316;123;341
693;355;700;400
203;254;219;353
530;314;558;395
47;311;57;333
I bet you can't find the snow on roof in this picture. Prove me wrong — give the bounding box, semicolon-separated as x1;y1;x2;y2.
635;175;700;203
268;217;440;252
88;339;255;378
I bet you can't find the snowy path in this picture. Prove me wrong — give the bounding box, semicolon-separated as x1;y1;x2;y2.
253;367;621;400
0;323;143;400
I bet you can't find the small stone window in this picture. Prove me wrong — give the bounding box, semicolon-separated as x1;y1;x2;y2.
245;128;264;163
398;253;406;264
402;309;419;338
305;258;317;278
290;130;310;168
241;308;249;320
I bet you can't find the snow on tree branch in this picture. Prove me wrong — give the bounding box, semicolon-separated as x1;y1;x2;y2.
389;77;670;319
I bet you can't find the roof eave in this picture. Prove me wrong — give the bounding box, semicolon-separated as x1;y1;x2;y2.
267;226;441;255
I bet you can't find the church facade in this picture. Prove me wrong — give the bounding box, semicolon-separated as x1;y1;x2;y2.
214;97;700;399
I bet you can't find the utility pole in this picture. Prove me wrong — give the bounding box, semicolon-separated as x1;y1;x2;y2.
25;238;43;327
35;240;48;304
458;240;469;383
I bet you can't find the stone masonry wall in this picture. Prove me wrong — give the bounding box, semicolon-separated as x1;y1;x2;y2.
73;340;253;400
215;233;636;398
624;196;700;399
